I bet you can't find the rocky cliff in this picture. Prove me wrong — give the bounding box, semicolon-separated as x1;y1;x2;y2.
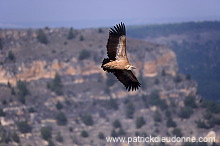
0;27;218;146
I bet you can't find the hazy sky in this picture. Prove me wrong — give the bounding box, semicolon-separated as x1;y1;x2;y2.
1;0;220;28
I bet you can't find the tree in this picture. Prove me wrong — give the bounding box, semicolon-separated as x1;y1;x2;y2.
184;96;197;108
55;112;68;125
0;38;3;50
37;29;48;44
56;101;63;110
48;73;63;95
8;50;15;61
55;132;64;143
41;126;52;141
153;110;162;122
113;119;121;128
12;131;20;143
78;49;90;60
81;130;89;138
17;80;29;104
178;107;193;119
98;132;105;139
108;98;118;110
166;117;177;127
81;114;93;126
136;116;146;129
16;121;32;133
0;108;5;117
67;27;75;40
125;101;135;119
172;128;183;137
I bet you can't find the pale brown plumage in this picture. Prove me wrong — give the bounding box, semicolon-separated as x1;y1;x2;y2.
101;22;141;91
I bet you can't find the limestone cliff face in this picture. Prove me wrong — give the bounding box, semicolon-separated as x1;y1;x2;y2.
0;49;177;86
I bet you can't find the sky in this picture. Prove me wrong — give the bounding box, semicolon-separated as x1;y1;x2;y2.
0;0;220;29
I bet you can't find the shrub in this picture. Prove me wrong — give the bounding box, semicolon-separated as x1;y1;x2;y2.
0;38;3;50
172;128;183;137
37;29;48;44
184;96;197;108
56;101;63;110
55;112;68;125
8;50;15;61
195;119;209;129
17;80;29;104
41;126;52;141
81;114;93;126
12;132;20;143
98;132;105;139
0;108;5;117
178;107;193;119
67;27;75;40
81;130;89;138
55;132;64;143
108;98;118;110
166;117;177;127
125;101;135;119
136;116;146;129
80;35;84;41
153;110;162;122
118;128;126;136
113;119;121;128
48;73;63;95
16;121;32;133
78;49;90;60
174;74;182;83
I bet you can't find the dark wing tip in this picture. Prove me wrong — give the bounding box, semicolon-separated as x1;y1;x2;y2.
109;22;126;37
126;81;141;91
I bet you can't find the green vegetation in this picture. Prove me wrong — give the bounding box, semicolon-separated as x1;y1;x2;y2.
67;27;75;40
37;29;48;44
112;119;121;128
47;73;63;95
12;131;20;143
153;110;162;122
81;114;93;126
55;112;68;125
166;117;177;127
55;132;64;143
136;116;146;129
125;101;135;119
108;98;118;110
195;119;209;129
98;132;105;139
78;49;90;60
178;107;193;119
16;121;32;133
0;38;3;50
184;96;197;108
172;128;183;137
0;108;5;117
56;101;63;110
81;130;89;138
128;21;220;100
8;50;15;61
17;80;29;104
41;126;52;141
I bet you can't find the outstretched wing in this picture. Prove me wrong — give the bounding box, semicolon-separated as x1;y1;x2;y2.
106;22;127;61
113;70;141;91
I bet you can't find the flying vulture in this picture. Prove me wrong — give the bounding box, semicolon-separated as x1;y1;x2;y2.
101;22;141;91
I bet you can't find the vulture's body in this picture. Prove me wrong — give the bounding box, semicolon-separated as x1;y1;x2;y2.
101;23;141;91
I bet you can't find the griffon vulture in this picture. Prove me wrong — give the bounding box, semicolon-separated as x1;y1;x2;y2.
101;22;141;91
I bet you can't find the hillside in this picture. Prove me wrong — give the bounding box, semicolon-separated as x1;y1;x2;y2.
127;21;220;101
0;27;220;146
